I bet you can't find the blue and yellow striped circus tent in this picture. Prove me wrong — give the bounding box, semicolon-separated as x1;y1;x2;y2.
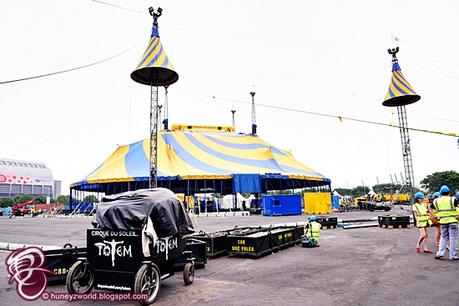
71;128;330;195
383;60;420;107
130;20;178;86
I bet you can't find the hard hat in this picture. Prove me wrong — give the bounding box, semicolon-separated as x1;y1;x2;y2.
440;185;450;194
309;215;317;222
433;192;440;198
415;192;424;200
456;191;459;199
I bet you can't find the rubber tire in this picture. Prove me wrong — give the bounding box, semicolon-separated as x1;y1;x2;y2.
134;263;161;305
183;262;194;285
66;260;94;294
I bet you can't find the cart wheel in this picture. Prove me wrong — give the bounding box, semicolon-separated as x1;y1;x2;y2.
183;262;194;285
134;263;161;305
66;260;94;294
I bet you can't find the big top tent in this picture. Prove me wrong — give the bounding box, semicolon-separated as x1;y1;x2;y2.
71;126;331;196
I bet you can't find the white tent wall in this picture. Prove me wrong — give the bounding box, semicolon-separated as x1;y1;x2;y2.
219;193;254;210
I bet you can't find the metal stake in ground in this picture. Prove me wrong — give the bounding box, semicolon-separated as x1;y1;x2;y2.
130;7;179;188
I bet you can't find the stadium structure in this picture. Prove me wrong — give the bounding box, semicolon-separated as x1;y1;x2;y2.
0;158;61;199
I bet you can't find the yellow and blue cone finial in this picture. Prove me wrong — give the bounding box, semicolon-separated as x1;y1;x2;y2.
131;7;179;86
383;47;420;107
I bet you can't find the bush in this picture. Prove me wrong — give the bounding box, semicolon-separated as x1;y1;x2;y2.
0;197;14;208
56;195;69;205
13;194;33;204
36;195;47;204
84;195;99;203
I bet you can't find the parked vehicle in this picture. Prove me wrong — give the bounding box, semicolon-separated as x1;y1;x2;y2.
66;188;196;305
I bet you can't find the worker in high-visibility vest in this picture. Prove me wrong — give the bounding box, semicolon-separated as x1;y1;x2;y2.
412;192;432;253
303;215;321;247
431;185;459;260
428;192;441;247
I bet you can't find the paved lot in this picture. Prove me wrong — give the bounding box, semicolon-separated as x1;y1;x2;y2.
1;208;459;306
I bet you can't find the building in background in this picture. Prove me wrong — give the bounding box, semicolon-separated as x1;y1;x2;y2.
0;158;61;199
54;180;61;199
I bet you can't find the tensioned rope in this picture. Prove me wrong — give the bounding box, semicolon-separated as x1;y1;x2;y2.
0;38;143;85
198;94;459;138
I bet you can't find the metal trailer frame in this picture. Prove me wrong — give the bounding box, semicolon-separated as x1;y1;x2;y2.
44;243;87;284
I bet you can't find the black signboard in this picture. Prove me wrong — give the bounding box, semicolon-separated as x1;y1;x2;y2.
87;229;142;291
87;229;185;291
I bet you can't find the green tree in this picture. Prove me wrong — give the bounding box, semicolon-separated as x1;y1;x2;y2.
83;195;99;203
421;171;459;193
36;195;47;204
372;183;402;194
0;198;14;208
352;186;370;197
334;188;354;196
13;194;33;204
56;195;69;205
399;185;420;194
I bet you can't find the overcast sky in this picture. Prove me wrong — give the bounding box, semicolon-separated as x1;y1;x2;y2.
1;0;458;193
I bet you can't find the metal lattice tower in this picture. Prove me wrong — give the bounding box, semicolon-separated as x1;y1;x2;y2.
250;91;257;135
163;86;169;130
149;86;159;188
383;47;421;199
396;105;415;195
130;7;179;188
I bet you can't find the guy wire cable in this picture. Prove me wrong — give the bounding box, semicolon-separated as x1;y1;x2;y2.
195;93;459;138
0;37;144;85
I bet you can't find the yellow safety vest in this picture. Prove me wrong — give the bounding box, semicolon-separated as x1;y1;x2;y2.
306;221;321;242
434;196;458;224
412;202;429;227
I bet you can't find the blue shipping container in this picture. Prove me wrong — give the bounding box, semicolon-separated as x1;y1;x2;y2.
332;195;340;209
262;194;302;216
2;207;12;216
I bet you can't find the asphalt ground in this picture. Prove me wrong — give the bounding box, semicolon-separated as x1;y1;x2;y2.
1;207;459;306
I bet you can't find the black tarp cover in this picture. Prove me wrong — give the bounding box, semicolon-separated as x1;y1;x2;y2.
96;188;194;237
